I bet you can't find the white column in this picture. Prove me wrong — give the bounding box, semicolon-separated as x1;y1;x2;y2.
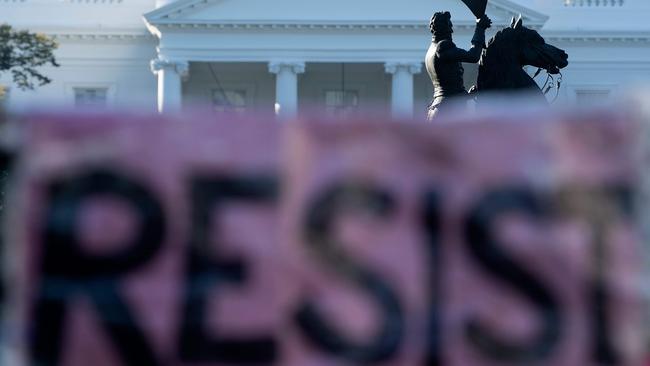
385;62;422;118
269;61;305;119
150;58;189;114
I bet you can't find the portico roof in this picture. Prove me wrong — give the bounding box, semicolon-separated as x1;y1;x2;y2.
144;0;549;33
143;0;549;64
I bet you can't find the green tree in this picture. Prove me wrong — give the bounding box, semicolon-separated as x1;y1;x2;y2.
0;23;59;97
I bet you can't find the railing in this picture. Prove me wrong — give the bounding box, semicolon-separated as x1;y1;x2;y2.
564;0;624;6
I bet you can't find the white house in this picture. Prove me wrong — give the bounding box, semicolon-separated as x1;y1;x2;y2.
1;0;649;119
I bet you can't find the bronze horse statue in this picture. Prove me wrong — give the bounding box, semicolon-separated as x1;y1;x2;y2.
474;16;569;105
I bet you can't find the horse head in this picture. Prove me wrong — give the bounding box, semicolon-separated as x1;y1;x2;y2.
509;16;568;74
478;16;568;93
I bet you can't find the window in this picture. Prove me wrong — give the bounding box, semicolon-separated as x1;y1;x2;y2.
212;89;247;113
324;90;359;116
575;89;610;105
74;87;108;108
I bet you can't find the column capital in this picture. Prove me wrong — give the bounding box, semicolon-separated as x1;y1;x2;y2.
150;57;189;79
268;61;306;75
384;61;422;75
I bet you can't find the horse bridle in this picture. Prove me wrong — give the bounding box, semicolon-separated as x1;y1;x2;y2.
532;67;563;104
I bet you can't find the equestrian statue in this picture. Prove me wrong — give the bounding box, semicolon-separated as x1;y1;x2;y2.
426;0;569;120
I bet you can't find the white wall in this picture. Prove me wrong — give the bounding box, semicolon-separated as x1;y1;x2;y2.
1;0;155;29
0;0;158;111
3;38;158;111
541;39;650;103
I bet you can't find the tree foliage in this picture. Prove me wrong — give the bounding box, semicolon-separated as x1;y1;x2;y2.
0;24;59;92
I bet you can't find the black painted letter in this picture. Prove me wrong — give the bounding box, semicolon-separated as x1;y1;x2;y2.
32;169;165;366
295;183;404;364
463;187;561;362
178;175;278;363
421;190;443;366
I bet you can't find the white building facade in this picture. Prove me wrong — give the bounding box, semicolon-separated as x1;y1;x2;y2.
1;0;649;119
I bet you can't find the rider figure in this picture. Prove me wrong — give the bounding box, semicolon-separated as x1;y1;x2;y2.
425;11;492;120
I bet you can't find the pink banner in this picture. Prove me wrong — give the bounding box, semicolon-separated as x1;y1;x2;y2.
7;109;647;365
12;112;283;366
281;111;645;365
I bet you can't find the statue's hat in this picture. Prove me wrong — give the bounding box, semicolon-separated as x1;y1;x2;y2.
460;0;488;18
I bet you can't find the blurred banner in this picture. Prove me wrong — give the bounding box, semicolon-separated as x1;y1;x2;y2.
2;107;648;365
